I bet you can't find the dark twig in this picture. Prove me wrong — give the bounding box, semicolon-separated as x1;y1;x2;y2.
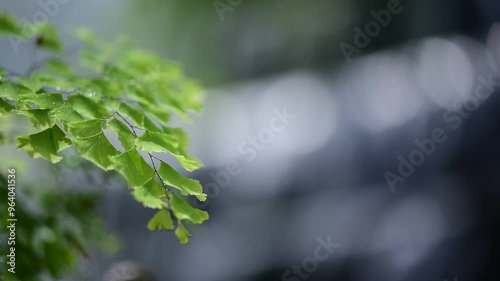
113;111;171;197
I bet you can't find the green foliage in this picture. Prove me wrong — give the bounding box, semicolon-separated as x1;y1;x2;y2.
134;178;168;209
147;209;174;231
16;125;72;163
0;173;117;281
175;222;191;245
0;13;208;246
0;13;23;37
158;162;206;201
170;193;209;224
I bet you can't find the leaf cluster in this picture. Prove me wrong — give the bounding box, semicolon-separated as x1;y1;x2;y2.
0;12;208;244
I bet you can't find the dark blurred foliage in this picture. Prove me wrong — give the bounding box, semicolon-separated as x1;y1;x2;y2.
0;171;115;281
123;0;500;85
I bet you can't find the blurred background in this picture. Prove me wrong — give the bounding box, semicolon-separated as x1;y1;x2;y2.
1;0;500;280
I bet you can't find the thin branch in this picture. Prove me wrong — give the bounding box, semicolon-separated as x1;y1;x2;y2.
150;154;163;162
130;125;146;132
148;154;170;199
101;111;116;121
114;111;137;136
113;111;172;196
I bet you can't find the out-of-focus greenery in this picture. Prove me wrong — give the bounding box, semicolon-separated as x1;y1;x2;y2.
0;171;117;281
123;0;349;84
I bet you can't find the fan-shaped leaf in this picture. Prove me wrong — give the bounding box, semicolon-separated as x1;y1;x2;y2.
16;125;71;163
67;119;105;139
111;149;154;187
0;13;23;36
0;98;15;116
170;193;208;224
51;103;84;126
147;209;174;232
133;178;167;209
135;131;178;154
18;93;63;109
67;94;111;119
26;23;63;53
175;222;191;245
0;81;33;100
18;109;55;130
72;132;119;170
107;118;136;151
158;162;206;201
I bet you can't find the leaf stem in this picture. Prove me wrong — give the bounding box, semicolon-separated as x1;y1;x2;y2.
113;111;172;196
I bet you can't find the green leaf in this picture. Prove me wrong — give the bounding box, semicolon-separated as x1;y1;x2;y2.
111;149;154;187
133;178;168;209
117;102;143;126
51;103;84;126
172;154;203;172
125;83;155;105
179;82;204;112
135;131;202;171
163;127;203;171
0;81;33;100
67;94;111;119
175;222;191;245
158;162;206;201
122;49;161;73
139;101;170;123
72;132;119;170
161;96;191;121
105;64;135;82
67;119;105;139
82;78;122;97
170;193;209;224
45;59;74;77
107;118;135;151
147;209;174;232
26;23;63;53
135;131;178;154
18;109;55;130
18;93;63;109
16;125;71;163
31;71;71;90
79;46;109;72
163;127;191;152
0;12;23;36
143;115;162;132
16;76;42;92
0;98;15;117
72;27;97;45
